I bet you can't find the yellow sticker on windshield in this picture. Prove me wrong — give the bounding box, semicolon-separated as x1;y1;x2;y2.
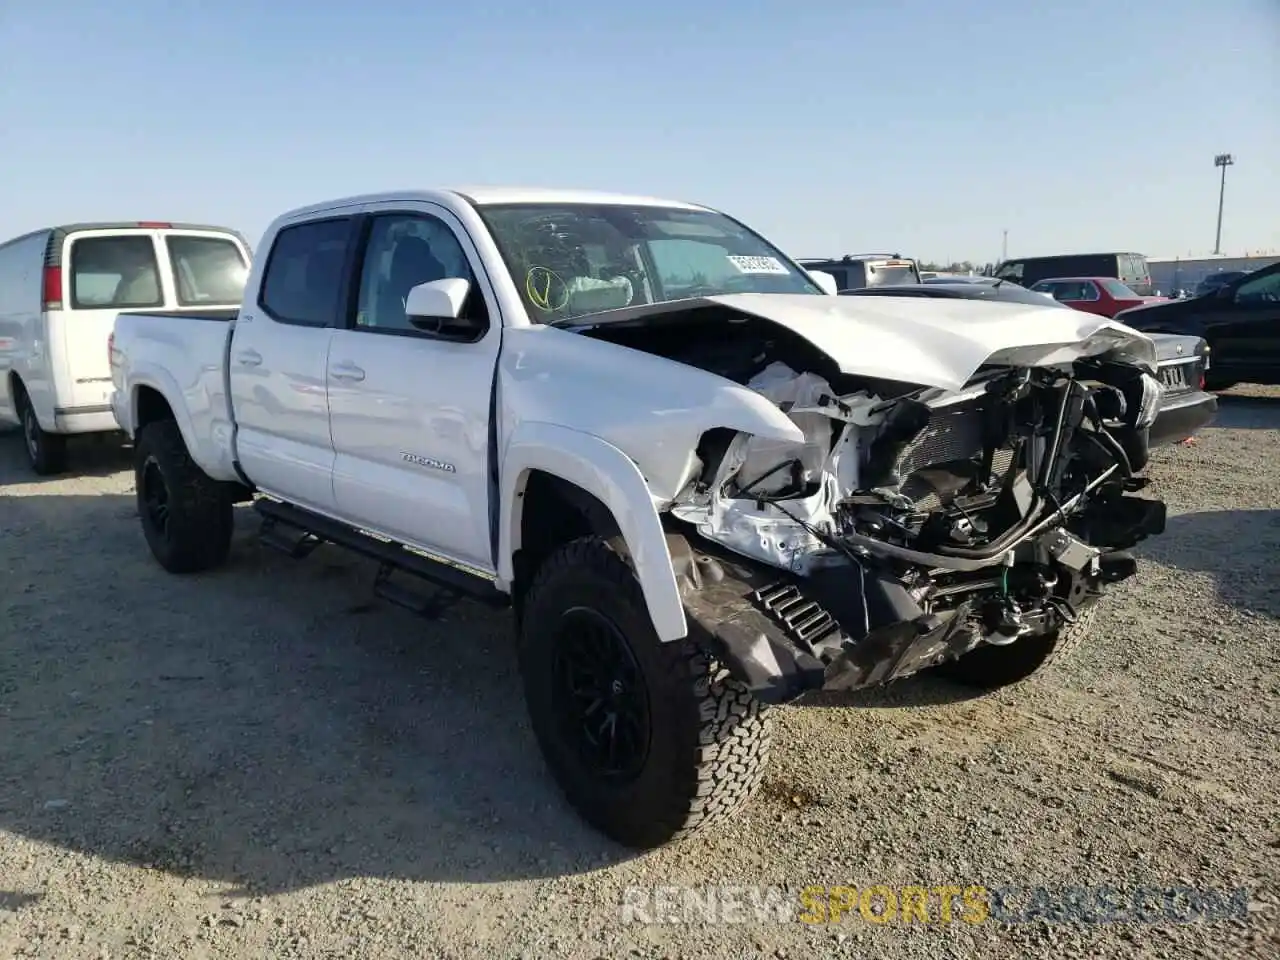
526;266;570;312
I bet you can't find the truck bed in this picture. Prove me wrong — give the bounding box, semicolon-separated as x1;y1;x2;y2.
117;308;239;322
109;310;240;482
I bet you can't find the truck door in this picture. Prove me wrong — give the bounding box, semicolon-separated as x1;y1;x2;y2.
229;216;358;514
325;205;501;573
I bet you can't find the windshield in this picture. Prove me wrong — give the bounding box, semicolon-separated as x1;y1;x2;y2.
474;203;821;324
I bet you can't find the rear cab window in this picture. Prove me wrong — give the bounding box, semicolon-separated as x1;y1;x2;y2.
258;217;355;327
1100;278;1137;298
864;260;920;286
69;235;164;309
165;234;250;306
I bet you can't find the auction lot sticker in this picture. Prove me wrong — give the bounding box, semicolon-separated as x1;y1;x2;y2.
727;255;790;275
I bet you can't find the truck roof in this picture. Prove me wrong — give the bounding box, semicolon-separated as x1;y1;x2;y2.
0;220;246;253
275;187;712;224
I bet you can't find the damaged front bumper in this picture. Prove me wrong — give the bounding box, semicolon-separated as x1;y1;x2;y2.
670;486;1166;705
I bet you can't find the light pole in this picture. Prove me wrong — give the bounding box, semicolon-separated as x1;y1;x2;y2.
1213;153;1234;255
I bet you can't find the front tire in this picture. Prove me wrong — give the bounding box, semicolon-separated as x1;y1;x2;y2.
16;389;68;476
518;537;773;849
134;419;233;573
937;604;1099;690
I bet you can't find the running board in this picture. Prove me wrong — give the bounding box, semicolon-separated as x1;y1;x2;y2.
253;499;509;610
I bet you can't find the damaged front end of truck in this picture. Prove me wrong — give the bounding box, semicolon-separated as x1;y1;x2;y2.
584;299;1171;704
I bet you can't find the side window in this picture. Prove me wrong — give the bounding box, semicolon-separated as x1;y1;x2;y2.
259;218;353;327
354;213;487;336
1235;268;1280;305
1048;281;1093;301
69;235;163;310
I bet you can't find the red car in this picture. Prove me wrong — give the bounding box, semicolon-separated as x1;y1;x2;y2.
1029;276;1166;318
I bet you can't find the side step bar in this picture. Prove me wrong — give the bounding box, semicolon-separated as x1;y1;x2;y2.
254;499;510;611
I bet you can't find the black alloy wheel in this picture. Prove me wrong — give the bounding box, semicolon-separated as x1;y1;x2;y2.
550;606;651;782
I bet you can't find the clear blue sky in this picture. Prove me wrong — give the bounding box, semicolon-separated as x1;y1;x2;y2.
2;0;1276;264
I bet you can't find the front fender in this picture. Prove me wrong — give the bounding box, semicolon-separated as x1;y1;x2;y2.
499;420;687;643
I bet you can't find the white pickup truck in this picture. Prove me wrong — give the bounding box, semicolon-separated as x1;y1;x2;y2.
109;187;1169;849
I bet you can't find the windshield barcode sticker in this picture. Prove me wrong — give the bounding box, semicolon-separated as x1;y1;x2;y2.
727;255;789;275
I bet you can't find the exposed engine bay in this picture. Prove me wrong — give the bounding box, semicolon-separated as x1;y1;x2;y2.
581;308;1168;700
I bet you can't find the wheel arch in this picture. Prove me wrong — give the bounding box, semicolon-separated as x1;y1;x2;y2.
9;372;55;431
499;421;687;643
125;376;204;468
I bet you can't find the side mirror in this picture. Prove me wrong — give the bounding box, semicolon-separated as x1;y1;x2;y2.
405;278;470;321
1215;284;1233;300
808;270;839;295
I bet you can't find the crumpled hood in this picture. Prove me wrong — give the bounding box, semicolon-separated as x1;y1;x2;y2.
575;293;1159;392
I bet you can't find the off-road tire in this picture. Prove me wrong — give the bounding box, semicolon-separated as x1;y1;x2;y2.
134;418;233;574
15;386;68;476
518;536;773;849
937;604;1099;690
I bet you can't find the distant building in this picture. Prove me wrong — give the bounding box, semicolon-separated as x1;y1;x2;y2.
1148;254;1279;296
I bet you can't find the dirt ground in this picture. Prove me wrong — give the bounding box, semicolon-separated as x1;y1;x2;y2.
1;388;1277;960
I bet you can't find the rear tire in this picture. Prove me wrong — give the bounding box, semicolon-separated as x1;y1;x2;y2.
16;388;68;476
134;418;233;573
937;605;1099;690
517;536;773;849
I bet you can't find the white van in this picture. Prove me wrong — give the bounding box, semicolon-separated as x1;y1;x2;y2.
0;221;251;474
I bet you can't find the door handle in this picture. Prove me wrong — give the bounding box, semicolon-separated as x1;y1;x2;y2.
329;362;365;382
236;349;262;367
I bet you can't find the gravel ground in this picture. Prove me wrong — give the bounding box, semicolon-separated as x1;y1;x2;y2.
1;388;1278;960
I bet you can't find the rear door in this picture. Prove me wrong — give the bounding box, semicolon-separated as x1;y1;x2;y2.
57;229;167;414
229;215;356;514
1120;254;1152;296
161;230;251;309
56;227;249;414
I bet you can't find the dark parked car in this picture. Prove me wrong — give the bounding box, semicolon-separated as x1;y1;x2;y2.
923;274;1012;286
799;253;921;290
841;282;1217;446
839;279;1057;306
1193;271;1249;298
1115;260;1280;390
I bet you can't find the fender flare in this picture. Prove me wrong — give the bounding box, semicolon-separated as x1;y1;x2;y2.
125;371;206;470
498;420;688;642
